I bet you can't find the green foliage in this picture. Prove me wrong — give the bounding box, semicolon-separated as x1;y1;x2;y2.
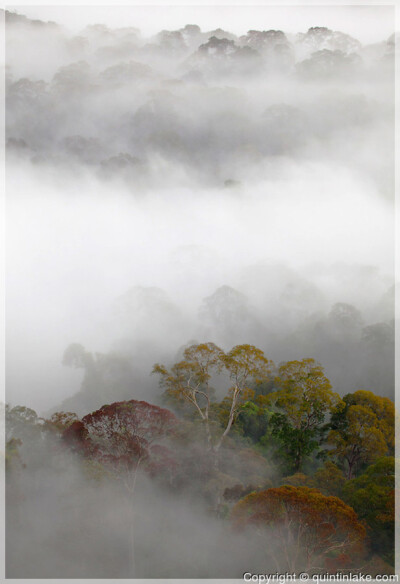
44;411;79;435
269;412;320;473
252;378;276;399
6;438;24;471
153;342;223;417
271;359;342;429
279;462;346;497
313;461;346;497
234;401;271;443
342;457;396;564
326;391;395;479
10;332;395;573
153;343;273;458
345;391;395;453
266;359;342;472
219;446;273;488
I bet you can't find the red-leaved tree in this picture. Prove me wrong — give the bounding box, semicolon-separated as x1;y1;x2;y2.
64;399;178;491
63;400;178;576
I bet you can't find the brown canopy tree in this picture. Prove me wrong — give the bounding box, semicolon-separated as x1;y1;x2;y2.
63;400;178;577
63;399;178;492
231;485;366;573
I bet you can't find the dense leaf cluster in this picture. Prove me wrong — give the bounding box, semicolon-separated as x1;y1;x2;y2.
6;342;395;575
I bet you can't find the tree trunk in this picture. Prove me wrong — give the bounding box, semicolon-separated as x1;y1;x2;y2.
347;460;354;480
126;462;141;577
128;502;136;577
204;417;214;453
215;386;239;452
211;446;219;470
294;449;302;473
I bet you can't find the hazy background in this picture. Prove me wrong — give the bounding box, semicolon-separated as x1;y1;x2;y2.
5;6;395;416
4;5;397;580
13;5;396;43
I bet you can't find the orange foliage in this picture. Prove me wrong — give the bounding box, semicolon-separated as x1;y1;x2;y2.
231;485;366;573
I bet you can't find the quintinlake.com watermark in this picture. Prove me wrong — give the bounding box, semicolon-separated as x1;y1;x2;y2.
243;573;399;583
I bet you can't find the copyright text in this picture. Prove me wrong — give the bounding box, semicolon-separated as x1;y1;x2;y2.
243;573;399;583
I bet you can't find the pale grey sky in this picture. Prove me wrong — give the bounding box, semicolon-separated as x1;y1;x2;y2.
10;4;395;43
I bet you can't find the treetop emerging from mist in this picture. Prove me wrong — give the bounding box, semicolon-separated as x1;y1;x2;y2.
5;6;395;578
5;8;394;193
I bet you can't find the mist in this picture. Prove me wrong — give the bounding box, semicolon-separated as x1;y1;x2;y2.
5;6;396;580
6;7;395;413
6;423;274;578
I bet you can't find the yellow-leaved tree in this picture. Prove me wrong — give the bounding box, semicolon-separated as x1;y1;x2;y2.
266;359;343;472
153;342;273;466
327;390;395;479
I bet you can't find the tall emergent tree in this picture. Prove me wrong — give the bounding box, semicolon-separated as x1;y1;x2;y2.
267;359;343;472
153;342;273;464
327;390;395;479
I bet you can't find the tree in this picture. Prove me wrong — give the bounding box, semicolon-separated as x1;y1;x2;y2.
6;438;24;472
341;457;396;564
5;405;63;506
296;49;361;80
231;485;366;573
220;344;273;447
312;461;346;497
328;302;363;328
63;343;95;369
62;343;138;411
113;285;183;347
239;29;288;51
360;323;394;396
198;285;254;343
44;411;79;435
296;27;361;57
156;30;187;54
153;342;224;454
198;36;236;57
153;343;273;465
232;400;271;443
280;472;315;488
345;391;395;452
267;359;342;472
63;400;178;576
51;60;92;95
269;414;322;473
6;405;45;444
100;60;151;85
327;391;394;479
63;399;178;493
